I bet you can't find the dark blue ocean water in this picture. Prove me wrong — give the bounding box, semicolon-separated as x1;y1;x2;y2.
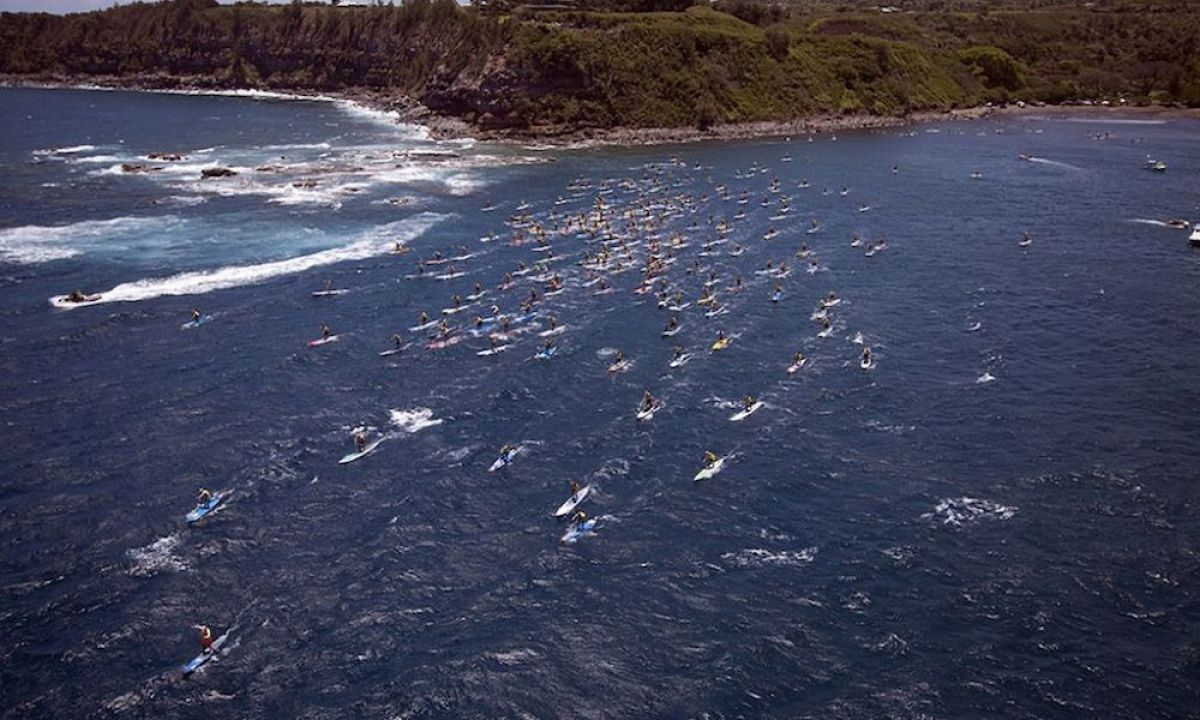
2;86;1199;719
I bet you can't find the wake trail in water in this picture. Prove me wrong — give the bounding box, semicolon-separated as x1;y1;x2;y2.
1025;156;1085;172
72;213;447;305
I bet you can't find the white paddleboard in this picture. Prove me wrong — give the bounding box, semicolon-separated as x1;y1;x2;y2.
693;457;726;482
488;446;521;472
554;485;591;516
729;402;763;422
339;437;383;464
308;335;340;346
669;353;693;369
636;400;663;422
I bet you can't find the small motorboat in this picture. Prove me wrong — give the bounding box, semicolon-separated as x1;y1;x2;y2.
1190;224;1200;247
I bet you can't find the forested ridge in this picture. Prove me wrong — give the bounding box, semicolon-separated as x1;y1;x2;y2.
1;0;1197;134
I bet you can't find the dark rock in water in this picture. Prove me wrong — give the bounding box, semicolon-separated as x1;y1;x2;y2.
292;179;318;189
201;167;237;179
121;163;162;173
148;152;184;161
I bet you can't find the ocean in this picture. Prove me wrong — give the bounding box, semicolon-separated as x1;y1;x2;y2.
1;86;1199;719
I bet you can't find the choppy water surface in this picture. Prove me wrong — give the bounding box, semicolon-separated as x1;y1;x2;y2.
2;87;1199;719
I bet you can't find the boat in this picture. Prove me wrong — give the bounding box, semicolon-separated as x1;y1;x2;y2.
1190;224;1200;247
1145;159;1167;172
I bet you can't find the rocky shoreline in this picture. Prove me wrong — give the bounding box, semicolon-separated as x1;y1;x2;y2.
4;74;1196;150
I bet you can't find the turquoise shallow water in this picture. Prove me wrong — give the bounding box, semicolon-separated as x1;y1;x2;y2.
2;87;1199;719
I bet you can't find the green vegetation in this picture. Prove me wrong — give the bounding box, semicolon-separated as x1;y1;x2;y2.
1;0;1197;134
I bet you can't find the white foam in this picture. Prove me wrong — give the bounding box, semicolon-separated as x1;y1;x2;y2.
80;212;446;304
924;497;1016;527
0;216;169;264
332;98;430;139
127;534;187;576
389;407;444;433
33;144;96;156
71;154;125;164
721;547;817;568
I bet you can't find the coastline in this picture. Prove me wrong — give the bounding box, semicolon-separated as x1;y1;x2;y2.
4;74;1197;150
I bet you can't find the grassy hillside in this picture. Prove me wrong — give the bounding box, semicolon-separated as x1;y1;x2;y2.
1;0;1197;134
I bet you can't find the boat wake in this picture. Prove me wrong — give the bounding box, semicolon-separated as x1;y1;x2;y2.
1025;156;1084;172
59;212;446;305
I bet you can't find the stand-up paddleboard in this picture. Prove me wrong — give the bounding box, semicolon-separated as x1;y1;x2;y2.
860;355;875;370
466;291;487;301
607;359;631;375
730;401;763;422
668;353;693;369
312;289;346;298
539;325;567;338
308;335;340;347
706;307;728;319
693;456;727;482
435;271;466;281
477;344;510;356
187;490;231;525
666;303;690;312
817;326;833;339
488;446;521;472
50;293;102;309
534;346;558;360
181;315;212;330
711;338;731;352
410;319;439;332
339;437;384;464
636;400;663;422
182;631;229;676
662;325;681;337
820;297;842;309
786;358;807;374
560;518;596;544
593;287;615;296
426;335;464;350
442;303;475;315
554;485;591;516
771;290;783;303
379;344;409;357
